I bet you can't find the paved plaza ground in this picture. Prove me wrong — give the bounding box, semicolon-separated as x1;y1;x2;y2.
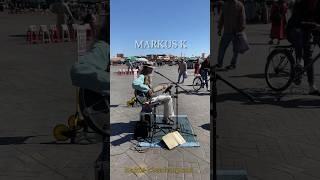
110;65;210;180
6;7;320;180
213;16;320;180
0;11;101;180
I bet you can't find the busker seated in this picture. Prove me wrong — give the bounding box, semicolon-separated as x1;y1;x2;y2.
132;62;174;124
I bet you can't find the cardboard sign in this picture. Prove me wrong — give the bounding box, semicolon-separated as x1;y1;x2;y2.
162;131;186;150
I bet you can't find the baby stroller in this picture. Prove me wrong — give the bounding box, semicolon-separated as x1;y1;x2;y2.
53;88;109;143
79;88;109;136
53;40;109;143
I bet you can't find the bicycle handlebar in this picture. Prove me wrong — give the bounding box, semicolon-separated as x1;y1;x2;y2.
301;22;320;31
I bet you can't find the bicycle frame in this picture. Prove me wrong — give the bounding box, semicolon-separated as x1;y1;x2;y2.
295;45;320;77
195;75;210;86
265;24;320;92
269;42;320;78
295;30;320;73
268;45;294;55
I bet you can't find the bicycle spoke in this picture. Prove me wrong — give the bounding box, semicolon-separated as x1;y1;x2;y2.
266;51;293;91
271;58;277;70
276;56;286;67
278;59;289;70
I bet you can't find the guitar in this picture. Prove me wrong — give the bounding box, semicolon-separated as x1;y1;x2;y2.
135;84;170;105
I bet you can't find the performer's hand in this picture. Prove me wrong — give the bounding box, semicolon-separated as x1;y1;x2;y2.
162;84;168;91
164;84;173;94
143;101;152;109
148;89;153;97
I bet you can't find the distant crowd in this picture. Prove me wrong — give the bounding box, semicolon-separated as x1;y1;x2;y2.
213;0;296;24
4;1;100;22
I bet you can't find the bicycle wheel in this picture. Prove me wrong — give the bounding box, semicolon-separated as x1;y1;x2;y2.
193;77;202;91
265;49;295;91
79;89;109;136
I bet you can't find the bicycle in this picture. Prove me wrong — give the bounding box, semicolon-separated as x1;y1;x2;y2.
265;22;320;92
192;73;210;92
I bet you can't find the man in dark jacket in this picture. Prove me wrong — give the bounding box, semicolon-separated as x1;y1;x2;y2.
200;58;210;91
216;0;246;70
287;0;320;95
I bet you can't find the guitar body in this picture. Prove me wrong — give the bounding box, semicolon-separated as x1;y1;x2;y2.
135;90;151;105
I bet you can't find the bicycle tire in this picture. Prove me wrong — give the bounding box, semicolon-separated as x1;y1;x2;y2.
265;49;295;92
192;77;202;91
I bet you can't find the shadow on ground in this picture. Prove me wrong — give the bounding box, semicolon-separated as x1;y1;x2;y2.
177;90;210;96
249;42;271;46
230;73;265;79
110;121;136;146
0;136;34;145
176;84;210;96
217;88;320;109
0;135;102;145
8;34;27;37
230;73;320;79
200;123;210;131
216;68;229;72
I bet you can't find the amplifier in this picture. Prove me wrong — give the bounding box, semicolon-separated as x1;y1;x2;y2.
134;112;154;139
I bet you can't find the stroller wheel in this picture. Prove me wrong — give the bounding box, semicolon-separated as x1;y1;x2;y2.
53;124;71;141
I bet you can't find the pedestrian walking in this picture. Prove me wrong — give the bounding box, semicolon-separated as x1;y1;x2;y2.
50;0;74;35
177;59;187;84
260;1;269;24
217;0;224;15
194;59;200;75
200;58;210;91
216;0;246;70
126;60;134;72
83;10;97;37
245;0;255;23
286;0;320;95
269;0;288;45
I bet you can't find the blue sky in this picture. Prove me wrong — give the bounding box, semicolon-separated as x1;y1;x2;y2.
110;0;209;57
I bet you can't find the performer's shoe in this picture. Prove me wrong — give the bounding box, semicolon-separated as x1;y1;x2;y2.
225;64;236;70
162;117;174;125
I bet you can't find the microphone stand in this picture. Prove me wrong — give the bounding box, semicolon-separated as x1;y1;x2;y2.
216;73;255;102
154;71;196;137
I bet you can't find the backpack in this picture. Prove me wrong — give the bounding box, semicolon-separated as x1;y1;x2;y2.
133;118;151;140
134;113;152;140
133;121;149;140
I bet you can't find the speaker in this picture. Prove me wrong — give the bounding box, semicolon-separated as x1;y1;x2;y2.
134;112;153;139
